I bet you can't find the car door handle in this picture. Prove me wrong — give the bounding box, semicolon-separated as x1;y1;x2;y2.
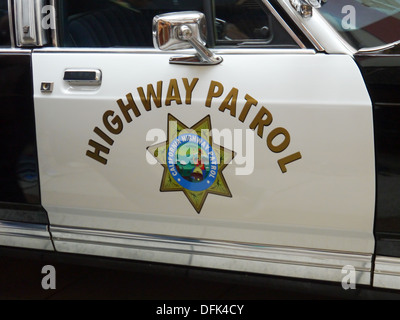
63;69;102;86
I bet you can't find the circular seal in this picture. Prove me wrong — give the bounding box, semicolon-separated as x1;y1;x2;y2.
167;133;218;192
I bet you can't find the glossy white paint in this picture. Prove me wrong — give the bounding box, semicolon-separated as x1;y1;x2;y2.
32;50;375;258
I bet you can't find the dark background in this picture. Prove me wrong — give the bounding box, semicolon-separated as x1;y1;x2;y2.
1;247;400;300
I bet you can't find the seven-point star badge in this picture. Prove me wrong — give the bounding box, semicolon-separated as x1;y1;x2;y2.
147;114;235;213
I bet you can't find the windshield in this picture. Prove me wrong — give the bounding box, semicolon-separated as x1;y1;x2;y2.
318;0;400;50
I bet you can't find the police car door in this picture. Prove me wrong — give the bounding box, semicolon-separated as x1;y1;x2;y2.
31;0;376;283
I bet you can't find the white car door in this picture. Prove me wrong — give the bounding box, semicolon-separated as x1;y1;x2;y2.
32;0;375;284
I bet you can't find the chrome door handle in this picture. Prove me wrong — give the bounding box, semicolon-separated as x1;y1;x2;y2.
63;69;102;86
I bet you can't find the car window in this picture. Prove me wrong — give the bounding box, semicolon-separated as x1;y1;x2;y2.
214;0;298;48
318;0;400;50
59;0;298;48
0;0;10;47
60;0;205;47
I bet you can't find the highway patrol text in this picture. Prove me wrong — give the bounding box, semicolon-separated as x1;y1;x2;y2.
86;78;302;173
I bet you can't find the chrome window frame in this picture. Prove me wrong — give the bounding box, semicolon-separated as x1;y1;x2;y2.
6;0;15;47
278;0;357;54
48;0;58;46
7;0;54;48
13;0;46;47
261;0;307;49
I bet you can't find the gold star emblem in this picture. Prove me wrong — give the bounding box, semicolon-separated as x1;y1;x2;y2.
147;114;235;213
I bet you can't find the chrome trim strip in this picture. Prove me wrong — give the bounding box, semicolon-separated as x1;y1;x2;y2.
0;48;31;53
49;0;59;47
358;40;400;54
261;0;306;49
7;0;15;48
373;256;400;290
0;221;53;250
215;48;315;54
278;0;323;51
33;47;315;55
51;225;372;285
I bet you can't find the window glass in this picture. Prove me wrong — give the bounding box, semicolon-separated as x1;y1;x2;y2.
60;0;298;48
214;0;298;47
61;0;205;47
319;0;400;50
0;0;10;47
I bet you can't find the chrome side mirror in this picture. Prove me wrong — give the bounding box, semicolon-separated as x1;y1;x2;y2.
153;11;222;65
